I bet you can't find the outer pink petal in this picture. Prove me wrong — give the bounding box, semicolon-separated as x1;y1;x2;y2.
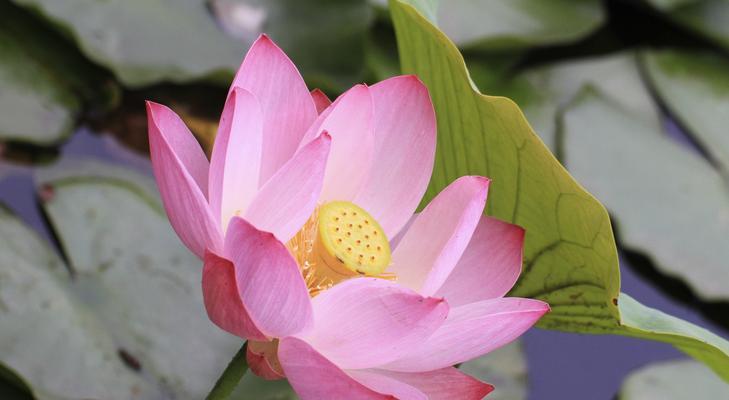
147;102;222;258
230;35;318;183
390;176;490;295
348;370;426;400
435;216;524;307
278;337;392;400
146;101;209;192
356;368;493;400
299;278;448;370
310;89;332;114
201;251;267;341
208;88;263;231
384;297;549;372
244;133;331;243
223;217;313;338
246;342;284;380
354;75;436;238
300;84;375;201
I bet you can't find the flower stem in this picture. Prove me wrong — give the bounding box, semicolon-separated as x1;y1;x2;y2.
206;342;248;400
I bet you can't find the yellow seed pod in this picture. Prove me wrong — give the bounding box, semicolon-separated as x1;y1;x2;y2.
317;201;391;276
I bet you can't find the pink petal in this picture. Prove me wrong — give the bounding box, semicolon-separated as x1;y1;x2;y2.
246;341;285;380
244;133;331;243
300;84;375;201
347;370;426;400
231;35;318;183
298;278;448;370
146;102;222;258
356;368;493;400
310;89;332;114
278;337;392;400
391;176;490;296
389;214;414;250
353;75;436;238
208;88;263;231
201;251;267;341
435;216;524;307
146;101;209;192
384;297;549;372
223;217;313;338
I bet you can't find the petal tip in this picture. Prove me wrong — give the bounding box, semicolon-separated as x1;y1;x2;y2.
461;175;491;197
145;100;167;118
252;32;282;52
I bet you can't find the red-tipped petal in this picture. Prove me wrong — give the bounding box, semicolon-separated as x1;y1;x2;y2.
202;251;267;340
223;217;313;338
310;88;332;114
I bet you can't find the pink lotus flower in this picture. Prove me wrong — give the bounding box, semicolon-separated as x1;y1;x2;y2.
147;35;549;399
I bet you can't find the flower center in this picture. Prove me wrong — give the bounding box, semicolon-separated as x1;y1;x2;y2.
287;201;394;296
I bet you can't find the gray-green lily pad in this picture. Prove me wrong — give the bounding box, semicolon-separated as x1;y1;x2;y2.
381;0;605;50
642;49;729;180
11;0;373;90
619;359;729;399
10;0;247;87
0;160;244;399
471;52;661;151
562;88;729;303
643;0;701;10
649;0;729;50
209;0;373;92
0;2;115;146
460;340;527;400
434;0;605;50
0;204;159;398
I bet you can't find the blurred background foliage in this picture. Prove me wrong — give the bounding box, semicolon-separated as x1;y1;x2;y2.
1;0;729;399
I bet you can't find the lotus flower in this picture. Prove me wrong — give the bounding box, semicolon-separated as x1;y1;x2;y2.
146;35;549;399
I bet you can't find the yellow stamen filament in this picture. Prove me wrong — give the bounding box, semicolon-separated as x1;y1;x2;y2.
286;202;395;296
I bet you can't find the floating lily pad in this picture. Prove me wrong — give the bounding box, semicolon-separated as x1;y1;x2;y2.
644;0;701;10
379;0;605;50
470;52;660;151
0;2;115;146
12;0;372;90
0;203;158;398
0;160;244;399
10;0;246;87
642;49;729;179
648;0;729;50
390;0;729;382
619;359;729;399
562;88;729;303
210;0;373;92
460;341;527;400
435;0;605;50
